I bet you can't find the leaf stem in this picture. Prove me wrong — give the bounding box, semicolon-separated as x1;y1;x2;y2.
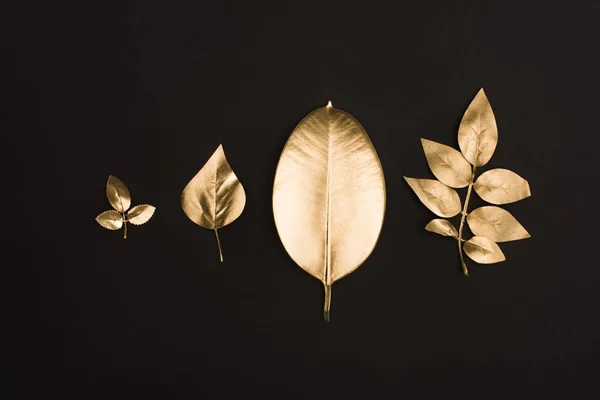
123;216;128;239
323;284;332;322
458;165;476;276
214;229;223;262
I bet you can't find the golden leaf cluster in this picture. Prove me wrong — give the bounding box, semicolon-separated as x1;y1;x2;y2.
404;89;531;275
96;176;156;238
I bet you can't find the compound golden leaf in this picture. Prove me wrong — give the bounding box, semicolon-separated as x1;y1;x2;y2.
96;210;123;230
404;177;461;218
467;206;530;242
182;144;246;262
421;138;471;188
458;89;498;167
273;102;386;321
463;236;506;264
127;204;156;225
474;168;531;205
425;219;458;237
107;175;131;213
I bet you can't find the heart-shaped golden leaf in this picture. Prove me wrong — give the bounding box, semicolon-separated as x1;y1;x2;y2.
181;144;246;262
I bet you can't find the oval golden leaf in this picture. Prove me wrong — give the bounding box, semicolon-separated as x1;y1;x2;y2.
181;145;246;230
463;236;506;264
107;175;131;213
273;104;386;286
467;206;531;242
425;219;458;237
474;168;531;205
96;210;123;230
404;177;461;218
457;89;498;166
127;204;156;225
421;138;471;188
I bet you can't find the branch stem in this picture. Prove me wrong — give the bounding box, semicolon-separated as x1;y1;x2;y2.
123;217;128;239
323;284;332;322
214;229;223;262
458;165;476;276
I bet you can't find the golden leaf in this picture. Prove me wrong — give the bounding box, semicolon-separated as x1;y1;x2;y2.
467;206;531;242
106;175;131;213
127;204;156;225
404;177;461;218
405;88;531;275
463;236;506;264
96;175;155;238
181;144;246;262
457;89;498;167
474;168;531;205
273;101;386;321
421;138;471;188
96;210;123;230
425;219;458;237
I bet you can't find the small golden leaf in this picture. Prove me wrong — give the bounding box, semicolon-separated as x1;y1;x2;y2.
107;175;131;213
458;89;498;167
425;219;458;237
96;210;123;230
273;103;386;321
404;177;461;218
474;168;531;205
467;206;531;242
463;236;506;264
181;144;246;261
421;138;471;188
127;204;156;225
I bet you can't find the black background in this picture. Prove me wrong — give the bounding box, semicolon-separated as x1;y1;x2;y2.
2;0;598;398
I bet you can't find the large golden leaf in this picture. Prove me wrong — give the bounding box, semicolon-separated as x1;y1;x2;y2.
404;178;461;218
467;206;530;242
107;175;131;213
463;236;506;264
457;89;498;166
474;168;531;205
273;102;386;321
425;219;458;237
421;138;471;188
181;144;246;261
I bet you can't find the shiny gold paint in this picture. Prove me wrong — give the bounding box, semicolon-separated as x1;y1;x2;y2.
95;176;155;238
273;102;386;321
181;145;246;262
405;89;531;275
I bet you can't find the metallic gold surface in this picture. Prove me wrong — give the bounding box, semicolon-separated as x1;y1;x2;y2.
181;144;246;262
457;89;498;167
405;89;531;275
463;236;506;264
421;138;471;188
95;176;155;238
425;219;458;237
473;168;531;205
404;177;461;218
273;102;386;321
467;206;530;242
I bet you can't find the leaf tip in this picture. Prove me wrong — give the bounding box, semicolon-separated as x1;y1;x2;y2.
326;100;332;108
